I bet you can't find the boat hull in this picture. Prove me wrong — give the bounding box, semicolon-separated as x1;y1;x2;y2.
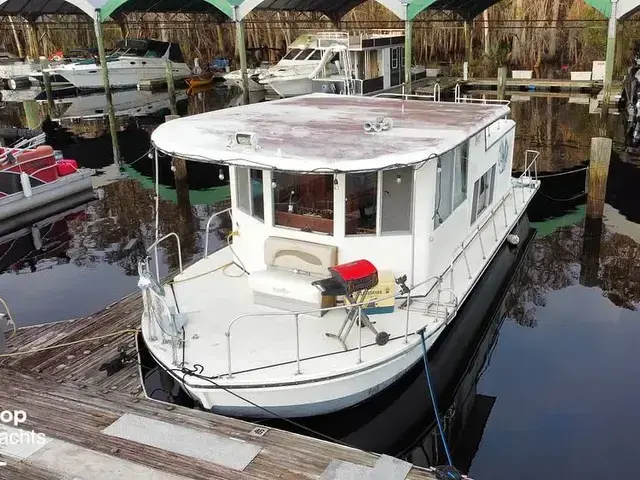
0;170;94;221
224;74;265;93
261;76;313;98
49;62;191;89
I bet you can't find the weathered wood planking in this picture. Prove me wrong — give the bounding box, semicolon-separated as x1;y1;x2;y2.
1;292;144;395
0;369;437;479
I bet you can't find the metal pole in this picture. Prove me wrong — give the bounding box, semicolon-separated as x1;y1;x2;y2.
295;314;301;374
478;226;486;259
357;306;362;364
94;9;120;164
234;7;250;105
404;290;411;343
403;2;413;92
154;148;160;281
226;332;233;378
602;0;618;111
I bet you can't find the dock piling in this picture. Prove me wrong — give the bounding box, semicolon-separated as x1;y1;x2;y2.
94;9;120;164
497;67;507;100
602;0;619;112
586;137;612;220
404;3;413;93
234;7;250;105
40;59;56;118
21;99;40;129
165;60;178;116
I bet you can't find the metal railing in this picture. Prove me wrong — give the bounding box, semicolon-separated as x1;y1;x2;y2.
147;232;183;281
220;151;540;379
204;207;232;258
454;84;511;106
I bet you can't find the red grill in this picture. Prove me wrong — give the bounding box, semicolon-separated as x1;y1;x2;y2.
329;259;378;295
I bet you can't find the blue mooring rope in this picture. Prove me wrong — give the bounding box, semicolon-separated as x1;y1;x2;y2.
418;327;454;467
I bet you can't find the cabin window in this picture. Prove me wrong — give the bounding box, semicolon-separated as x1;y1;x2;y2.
470;165;496;225
345;173;377;235
283;48;302;60
273;172;334;235
235;167;264;221
305;50;322;61
381;167;413;234
391;48;398;69
434;142;468;229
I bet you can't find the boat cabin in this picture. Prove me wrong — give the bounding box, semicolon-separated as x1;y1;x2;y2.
153;94;516;300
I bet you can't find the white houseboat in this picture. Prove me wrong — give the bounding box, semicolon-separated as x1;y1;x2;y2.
139;93;540;418
247;30;426;97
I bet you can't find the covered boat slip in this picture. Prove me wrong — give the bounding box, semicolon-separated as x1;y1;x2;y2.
145;94;541;413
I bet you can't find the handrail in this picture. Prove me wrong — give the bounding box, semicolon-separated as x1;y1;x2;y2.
218;151;540;378
204;207;232;258
147;232;183;280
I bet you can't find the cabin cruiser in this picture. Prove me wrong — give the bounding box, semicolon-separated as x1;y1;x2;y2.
44;39;192;90
257;30;426;98
139;92;540;418
0;143;93;221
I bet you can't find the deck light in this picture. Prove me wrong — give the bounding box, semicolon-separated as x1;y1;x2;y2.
218;169;225;181
147;151;153;159
396;174;402;184
334;177;339;189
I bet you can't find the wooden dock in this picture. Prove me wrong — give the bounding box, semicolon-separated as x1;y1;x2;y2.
0;292;440;479
464;77;602;92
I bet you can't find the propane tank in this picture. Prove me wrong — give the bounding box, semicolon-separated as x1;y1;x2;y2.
20;172;33;198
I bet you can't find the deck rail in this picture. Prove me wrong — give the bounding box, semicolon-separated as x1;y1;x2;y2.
223;153;539;377
147;232;183;281
141;155;540;371
203;207;233;258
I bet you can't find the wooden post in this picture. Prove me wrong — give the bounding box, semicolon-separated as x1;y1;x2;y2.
166;114;193;242
40;59;56;118
22;100;40;129
602;0;618;111
464;20;472;65
404;2;413;92
234;7;250;105
497;66;507;100
94;9;120;164
580;215;603;287
165;60;178;116
8;16;24;58
586;137;612;220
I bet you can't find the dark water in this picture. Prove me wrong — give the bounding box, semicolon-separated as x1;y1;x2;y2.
1;87;640;479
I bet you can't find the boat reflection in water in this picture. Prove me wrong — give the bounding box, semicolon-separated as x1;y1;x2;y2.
138;212;536;473
0;189;96;274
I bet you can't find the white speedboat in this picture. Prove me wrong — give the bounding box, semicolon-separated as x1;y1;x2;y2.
140;92;540;418
258;30;426;98
224;67;266;92
44;39;191;90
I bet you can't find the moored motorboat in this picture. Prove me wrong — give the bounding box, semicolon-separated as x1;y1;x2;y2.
138;92;540;418
44;39;192;90
0;144;93;221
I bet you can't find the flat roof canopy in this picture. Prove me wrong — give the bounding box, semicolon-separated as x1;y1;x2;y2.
151;93;511;173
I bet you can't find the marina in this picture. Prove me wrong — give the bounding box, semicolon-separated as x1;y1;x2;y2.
0;0;639;478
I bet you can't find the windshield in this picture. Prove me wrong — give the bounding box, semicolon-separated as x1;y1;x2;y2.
282;48;302;60
304;50;322;61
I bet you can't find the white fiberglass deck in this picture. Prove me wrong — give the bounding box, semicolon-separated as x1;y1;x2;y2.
145;179;539;389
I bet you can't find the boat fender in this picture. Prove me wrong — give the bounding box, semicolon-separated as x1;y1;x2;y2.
506;234;520;246
31;226;42;250
20;172;33;198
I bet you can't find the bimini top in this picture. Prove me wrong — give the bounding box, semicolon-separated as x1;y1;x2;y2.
151;93;511;172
